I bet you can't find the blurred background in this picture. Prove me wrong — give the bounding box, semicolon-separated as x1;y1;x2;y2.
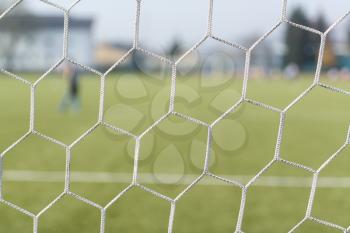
0;0;350;233
1;0;350;76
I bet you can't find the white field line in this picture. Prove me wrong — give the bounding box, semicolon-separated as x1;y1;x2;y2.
3;170;350;188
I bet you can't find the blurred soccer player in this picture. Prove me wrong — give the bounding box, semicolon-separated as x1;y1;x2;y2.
59;63;81;112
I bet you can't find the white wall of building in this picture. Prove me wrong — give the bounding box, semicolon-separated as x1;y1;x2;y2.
0;26;93;72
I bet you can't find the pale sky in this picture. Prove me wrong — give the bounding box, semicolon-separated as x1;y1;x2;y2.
19;0;350;49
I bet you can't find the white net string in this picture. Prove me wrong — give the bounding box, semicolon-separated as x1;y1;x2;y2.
0;0;349;232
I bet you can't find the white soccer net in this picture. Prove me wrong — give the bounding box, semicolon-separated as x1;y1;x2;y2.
0;0;350;232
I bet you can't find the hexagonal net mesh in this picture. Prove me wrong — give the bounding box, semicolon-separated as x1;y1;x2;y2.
0;0;350;232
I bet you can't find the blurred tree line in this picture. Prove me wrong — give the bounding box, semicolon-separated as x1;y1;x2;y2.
284;7;336;71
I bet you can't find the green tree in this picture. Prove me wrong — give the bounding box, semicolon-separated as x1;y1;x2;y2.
313;13;327;32
310;13;328;61
347;27;350;52
312;13;336;69
285;8;332;71
167;39;182;60
284;7;311;70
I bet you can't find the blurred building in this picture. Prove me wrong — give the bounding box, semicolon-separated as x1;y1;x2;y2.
0;15;93;72
94;42;166;73
94;42;132;70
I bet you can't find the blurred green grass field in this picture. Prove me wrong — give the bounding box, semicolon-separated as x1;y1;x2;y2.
0;72;349;233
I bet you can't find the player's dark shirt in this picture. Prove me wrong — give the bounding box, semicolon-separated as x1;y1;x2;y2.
70;69;79;97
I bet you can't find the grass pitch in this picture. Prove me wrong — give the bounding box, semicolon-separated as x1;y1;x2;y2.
0;72;349;233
